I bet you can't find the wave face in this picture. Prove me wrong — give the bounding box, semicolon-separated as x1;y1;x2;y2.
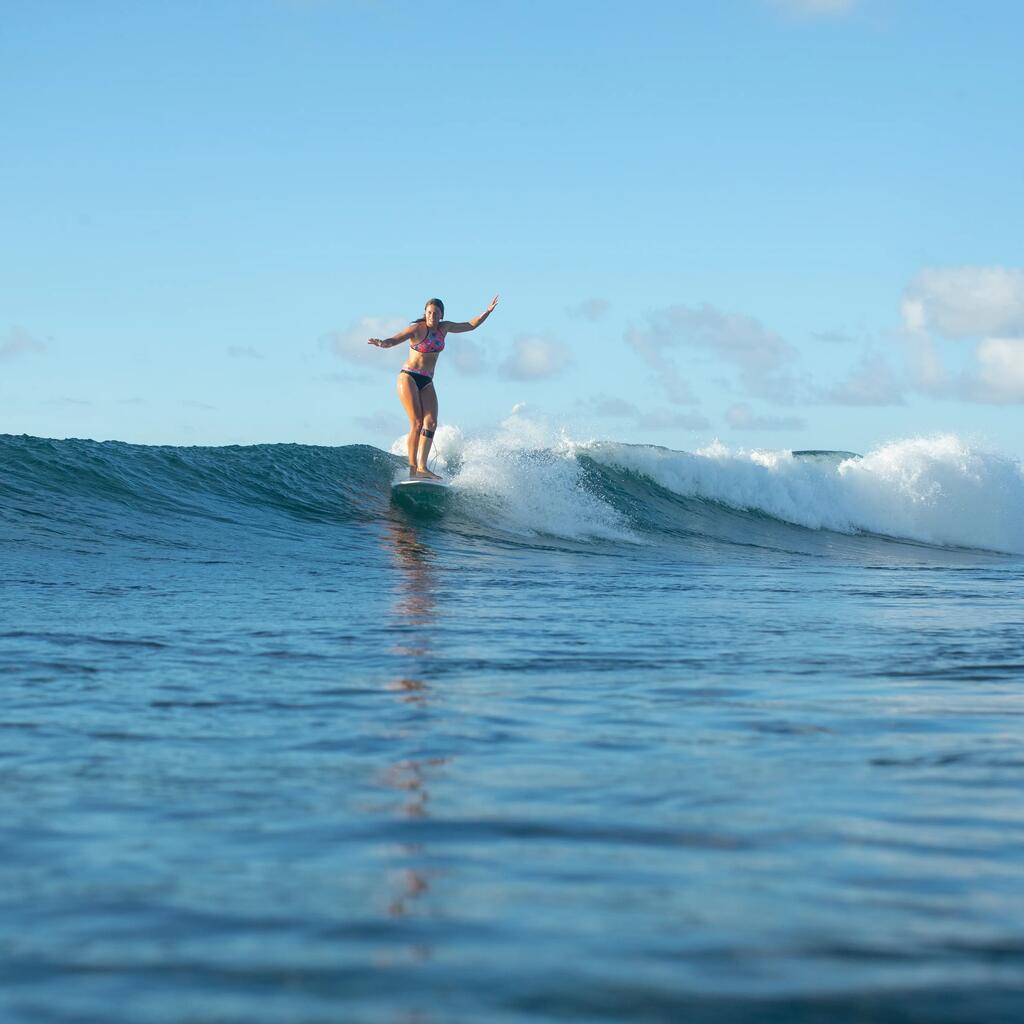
3;427;1023;558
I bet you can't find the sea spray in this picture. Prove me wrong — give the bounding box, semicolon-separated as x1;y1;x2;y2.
392;412;634;543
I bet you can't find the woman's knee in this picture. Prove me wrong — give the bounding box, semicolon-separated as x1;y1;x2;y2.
422;413;437;432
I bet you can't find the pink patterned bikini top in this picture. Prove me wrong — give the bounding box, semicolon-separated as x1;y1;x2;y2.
410;325;446;354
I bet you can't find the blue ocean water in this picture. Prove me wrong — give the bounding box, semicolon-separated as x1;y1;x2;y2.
2;426;1023;1023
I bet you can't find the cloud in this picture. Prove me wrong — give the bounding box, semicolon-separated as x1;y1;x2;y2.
449;336;487;376
323;315;409;372
818;351;905;406
636;409;712;431
1;327;47;361
813;329;855;345
567;298;610;322
905;331;950;396
624;325;699;405
500;335;571;381
770;0;857;17
963;339;1024;404
627;303;800;404
591;395;640;418
227;345;264;359
354;410;401;434
899;266;1024;405
583;394;710;432
902;267;1024;339
903;330;1024;405
726;404;806;431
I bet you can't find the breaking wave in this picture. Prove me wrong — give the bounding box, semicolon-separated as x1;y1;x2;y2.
3;423;1023;558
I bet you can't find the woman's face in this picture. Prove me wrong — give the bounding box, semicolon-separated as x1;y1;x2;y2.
424;303;442;327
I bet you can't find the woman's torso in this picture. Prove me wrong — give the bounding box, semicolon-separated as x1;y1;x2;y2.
404;324;446;373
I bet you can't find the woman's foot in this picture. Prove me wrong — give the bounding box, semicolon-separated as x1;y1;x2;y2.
415;466;443;480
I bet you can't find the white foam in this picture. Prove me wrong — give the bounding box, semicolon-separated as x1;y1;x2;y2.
392;412;634;543
588;434;1024;554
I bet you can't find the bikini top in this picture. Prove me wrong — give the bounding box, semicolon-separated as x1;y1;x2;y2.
410;325;446;354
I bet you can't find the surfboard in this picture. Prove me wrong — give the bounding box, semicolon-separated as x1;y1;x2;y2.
390;471;451;504
391;474;450;491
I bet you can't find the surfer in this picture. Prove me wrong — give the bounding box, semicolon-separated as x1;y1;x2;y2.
369;295;499;479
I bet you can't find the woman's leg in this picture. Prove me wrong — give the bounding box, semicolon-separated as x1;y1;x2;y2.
397;374;423;471
416;385;441;478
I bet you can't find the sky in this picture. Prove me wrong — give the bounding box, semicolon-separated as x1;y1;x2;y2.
2;0;1023;457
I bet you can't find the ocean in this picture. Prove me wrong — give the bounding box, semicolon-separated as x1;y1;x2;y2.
2;423;1023;1023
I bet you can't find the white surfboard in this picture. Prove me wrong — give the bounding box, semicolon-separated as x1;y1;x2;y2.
391;472;450;492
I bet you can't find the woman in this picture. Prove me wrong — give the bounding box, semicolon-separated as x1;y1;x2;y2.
368;295;499;479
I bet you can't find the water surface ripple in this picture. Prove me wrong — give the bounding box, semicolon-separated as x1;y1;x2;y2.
2;435;1022;1023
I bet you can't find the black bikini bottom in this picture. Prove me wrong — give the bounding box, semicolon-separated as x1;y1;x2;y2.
401;369;434;392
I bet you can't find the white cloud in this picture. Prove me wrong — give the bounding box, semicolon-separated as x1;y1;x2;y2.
500;335;571;381
819;351;905;406
1;327;47;361
624;326;700;405
567;298;610;322
662;305;794;374
905;331;949;396
627;303;800;404
770;0;857;17
964;339;1024;404
227;345;264;359
899;266;1024;405
726;404;806;431
904;331;1024;406
449;335;486;376
323;315;409;372
902;267;1024;339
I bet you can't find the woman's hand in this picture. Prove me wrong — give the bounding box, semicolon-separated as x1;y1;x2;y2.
368;338;387;347
486;294;499;313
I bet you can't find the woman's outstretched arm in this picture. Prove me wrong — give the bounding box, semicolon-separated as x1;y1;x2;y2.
368;323;419;348
444;294;499;334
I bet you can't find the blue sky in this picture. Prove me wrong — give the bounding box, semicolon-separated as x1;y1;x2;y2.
3;0;1023;456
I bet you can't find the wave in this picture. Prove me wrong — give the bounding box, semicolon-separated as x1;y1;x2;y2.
582;435;1024;555
403;416;1024;555
2;424;1023;557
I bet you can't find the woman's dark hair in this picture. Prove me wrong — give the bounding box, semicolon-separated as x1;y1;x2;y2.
412;297;444;324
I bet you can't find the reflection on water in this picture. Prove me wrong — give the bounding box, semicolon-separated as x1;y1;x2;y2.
387;676;428;707
386;520;438;656
377;518;449;975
